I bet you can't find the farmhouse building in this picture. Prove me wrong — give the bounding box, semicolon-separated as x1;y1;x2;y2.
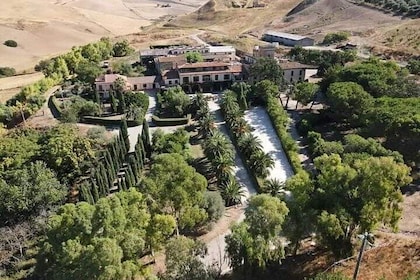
159;60;243;93
95;74;159;97
262;31;314;47
279;61;318;83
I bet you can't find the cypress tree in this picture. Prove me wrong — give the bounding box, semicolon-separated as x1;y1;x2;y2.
120;119;130;152
111;141;120;170
117;178;123;191
100;163;110;194
127;164;135;187
105;150;116;181
91;180;100;202
121;177;128;191
95;90;101;105
117;90;126;114
80;182;94;204
110;91;117;113
95;169;106;197
142;119;151;158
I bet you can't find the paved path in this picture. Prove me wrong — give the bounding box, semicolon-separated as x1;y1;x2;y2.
201;94;256;273
244;107;294;183
26;85;60;128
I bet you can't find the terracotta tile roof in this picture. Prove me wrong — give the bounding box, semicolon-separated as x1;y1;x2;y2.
162;69;179;79
178;62;230;69
279;61;318;70
157;56;187;64
95;74;127;83
127;76;157;84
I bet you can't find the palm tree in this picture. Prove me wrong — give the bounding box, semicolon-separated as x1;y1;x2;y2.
263;178;285;197
231;118;250;138
191;93;207;116
249;150;274;179
221;90;240;113
203;131;234;161
221;177;245;206
238;133;263;158
198;113;216;138
212;153;235;185
225;109;243;128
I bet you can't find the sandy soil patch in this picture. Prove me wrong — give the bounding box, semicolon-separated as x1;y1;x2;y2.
0;0;207;71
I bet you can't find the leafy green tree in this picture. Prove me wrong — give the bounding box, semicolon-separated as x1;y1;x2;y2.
0;161;66;225
326;82;373;124
249;58;284;85
152;128;190;158
294;82;319;109
185;52;204;63
253;79;279;105
0;128;40;172
40;124;96;182
36;189;160;279
313;154;412;257
283;171;315;255
81;43;101;62
113;40;134;57
74;61;102;84
157;86;191;117
225;194;289;275
202;192;225;223
142;153;208;234
163;236;212;280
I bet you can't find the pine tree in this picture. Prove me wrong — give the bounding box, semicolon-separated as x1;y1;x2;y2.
120;119;130;152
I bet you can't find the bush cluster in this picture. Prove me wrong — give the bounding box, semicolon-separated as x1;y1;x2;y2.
322;32;350;45
0;67;16;77
4;40;17;47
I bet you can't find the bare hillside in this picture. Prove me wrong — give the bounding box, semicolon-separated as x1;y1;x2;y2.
0;0;207;71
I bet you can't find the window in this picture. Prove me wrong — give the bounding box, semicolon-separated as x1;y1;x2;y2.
291;70;294;76
134;85;138;90
175;80;179;84
98;85;103;91
203;75;211;82
183;77;189;83
110;84;113;90
299;69;303;75
215;75;219;81
143;84;147;88
290;77;293;82
224;74;230;80
193;76;200;82
169;80;172;85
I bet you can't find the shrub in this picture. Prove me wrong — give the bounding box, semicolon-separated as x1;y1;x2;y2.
4;40;17;47
322;32;349;45
203;191;225;223
0;67;16;77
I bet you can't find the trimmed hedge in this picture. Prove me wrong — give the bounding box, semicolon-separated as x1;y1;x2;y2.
152;114;191;126
82;116;141;127
266;95;304;174
51;96;143;127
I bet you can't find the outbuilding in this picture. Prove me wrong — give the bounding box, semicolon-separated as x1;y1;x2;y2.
262;31;314;47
